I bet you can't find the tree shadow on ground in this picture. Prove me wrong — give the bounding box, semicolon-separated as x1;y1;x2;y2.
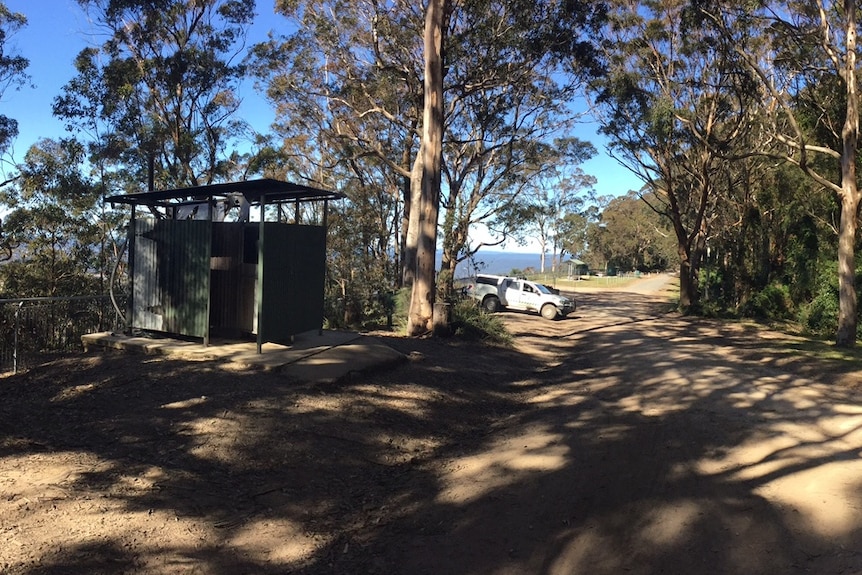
3;291;862;574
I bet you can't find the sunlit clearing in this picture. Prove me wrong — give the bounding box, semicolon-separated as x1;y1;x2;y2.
436;427;569;505
176;415;248;464
229;517;322;564
697;410;862;542
761;461;862;540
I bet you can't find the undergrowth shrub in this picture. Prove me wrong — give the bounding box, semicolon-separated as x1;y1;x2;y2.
392;287;411;333
740;283;794;320
796;263;862;339
390;289;511;344
449;299;512;345
799;289;838;338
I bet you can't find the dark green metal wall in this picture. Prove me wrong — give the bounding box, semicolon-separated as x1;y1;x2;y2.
132;218;211;338
259;223;326;345
131;218;326;345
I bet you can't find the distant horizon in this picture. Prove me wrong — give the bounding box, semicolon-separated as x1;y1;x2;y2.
436;249;573;278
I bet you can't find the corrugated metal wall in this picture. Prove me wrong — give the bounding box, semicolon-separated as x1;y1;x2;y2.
132;218;211;338
259;223;326;345
131;217;326;346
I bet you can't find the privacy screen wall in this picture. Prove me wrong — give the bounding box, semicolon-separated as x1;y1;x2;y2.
108;179;344;351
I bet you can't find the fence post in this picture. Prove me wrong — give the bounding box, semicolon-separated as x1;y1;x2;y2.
13;301;23;374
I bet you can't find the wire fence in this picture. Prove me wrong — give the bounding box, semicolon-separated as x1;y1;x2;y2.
0;295;125;374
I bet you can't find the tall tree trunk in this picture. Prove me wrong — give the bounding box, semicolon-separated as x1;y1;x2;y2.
836;0;859;348
406;0;445;336
439;206;464;299
836;191;858;346
678;244;694;310
402;153;423;289
836;0;859;346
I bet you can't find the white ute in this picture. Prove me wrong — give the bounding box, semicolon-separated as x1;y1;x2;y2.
466;274;576;320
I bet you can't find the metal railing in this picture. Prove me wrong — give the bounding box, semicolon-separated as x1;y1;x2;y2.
0;295;125;374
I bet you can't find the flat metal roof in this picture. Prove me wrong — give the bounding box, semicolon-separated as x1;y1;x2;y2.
105;178;344;207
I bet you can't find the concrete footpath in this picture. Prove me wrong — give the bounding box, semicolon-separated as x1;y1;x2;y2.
81;329;405;383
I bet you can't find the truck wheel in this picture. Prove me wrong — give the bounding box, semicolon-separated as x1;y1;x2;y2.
540;303;559;320
483;295;501;313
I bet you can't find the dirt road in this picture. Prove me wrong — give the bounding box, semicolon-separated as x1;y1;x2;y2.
3;279;862;574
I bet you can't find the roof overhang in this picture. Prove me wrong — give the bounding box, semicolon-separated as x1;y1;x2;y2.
105;178;345;208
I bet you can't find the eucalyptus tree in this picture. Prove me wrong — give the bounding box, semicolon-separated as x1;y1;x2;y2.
53;0;255;192
0;2;27;165
589;0;758;310
250;0;425;290
596;191;676;273
253;0;604;333
0;2;29;263
0;139;106;297
696;1;862;346
405;0;447;335
513;158;596;274
432;0;600;292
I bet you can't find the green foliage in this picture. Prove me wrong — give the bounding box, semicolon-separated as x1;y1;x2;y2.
798;264;842;339
392;287;412;333
55;0;253;190
0;138;116;298
324;178;401;329
799;288;839;339
449;299;512;345
739;283;794;321
0;2;29;155
589;191;675;273
796;260;862;340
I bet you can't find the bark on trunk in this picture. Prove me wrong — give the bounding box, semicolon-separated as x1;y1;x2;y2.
406;0;445;336
836;0;859;348
678;250;694;311
440;249;458;296
836;191;859;346
402;153;423;289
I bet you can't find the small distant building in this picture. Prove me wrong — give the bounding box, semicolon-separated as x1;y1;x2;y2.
565;258;589;279
106;178;344;352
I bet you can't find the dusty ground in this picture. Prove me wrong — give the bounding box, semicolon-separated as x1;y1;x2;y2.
3;275;862;574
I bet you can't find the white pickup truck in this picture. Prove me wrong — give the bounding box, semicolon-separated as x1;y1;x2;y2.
466;274;576;320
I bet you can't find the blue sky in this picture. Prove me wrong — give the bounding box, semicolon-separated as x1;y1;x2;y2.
1;0;279;169
1;0;642;202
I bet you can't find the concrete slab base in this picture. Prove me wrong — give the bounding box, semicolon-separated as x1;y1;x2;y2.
81;329;405;383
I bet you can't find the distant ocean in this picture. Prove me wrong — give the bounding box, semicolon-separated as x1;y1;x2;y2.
435;250;548;279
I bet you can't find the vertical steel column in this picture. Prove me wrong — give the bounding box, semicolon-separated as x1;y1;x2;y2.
256;195;266;354
204;200;213;347
126;206;136;335
320;199;329;335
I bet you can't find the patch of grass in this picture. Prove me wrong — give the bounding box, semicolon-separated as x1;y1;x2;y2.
734;316;862;365
775;338;862;364
529;274;639;291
